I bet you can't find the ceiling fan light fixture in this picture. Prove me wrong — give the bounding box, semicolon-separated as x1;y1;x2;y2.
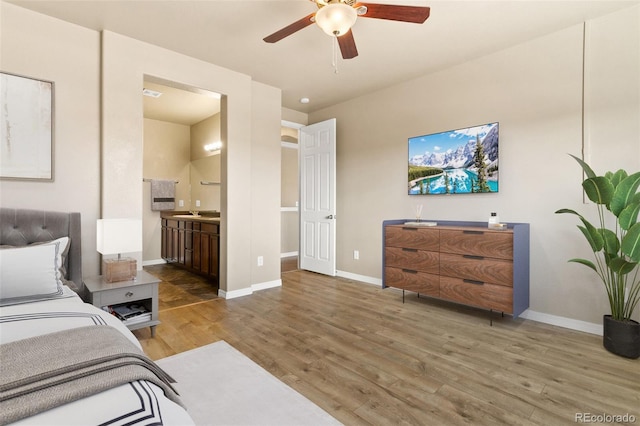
315;2;357;37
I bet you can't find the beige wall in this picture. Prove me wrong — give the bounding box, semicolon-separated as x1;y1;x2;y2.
190;114;221;212
101;30;282;295
2;3;283;295
250;82;282;286
191;113;221;161
310;6;640;325
0;3;102;276
142;118;190;262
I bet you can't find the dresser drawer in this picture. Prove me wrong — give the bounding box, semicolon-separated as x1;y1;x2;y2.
440;229;513;260
385;226;439;251
95;284;154;307
385;247;439;274
439;253;513;287
384;267;439;297
440;276;513;313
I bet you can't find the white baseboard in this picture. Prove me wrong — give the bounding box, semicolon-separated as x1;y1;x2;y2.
336;270;382;286
334;271;603;336
281;252;298;258
252;279;282;291
220;279;282;300
518;310;602;336
142;258;167;266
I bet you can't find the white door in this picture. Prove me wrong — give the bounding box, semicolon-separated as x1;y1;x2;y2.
299;118;336;276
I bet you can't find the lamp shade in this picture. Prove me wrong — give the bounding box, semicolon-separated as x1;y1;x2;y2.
315;3;357;37
96;218;143;255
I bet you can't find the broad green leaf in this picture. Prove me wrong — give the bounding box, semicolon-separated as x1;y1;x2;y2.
583;176;614;205
568;258;598;273
610;171;640;216
609;257;638;275
621;222;640;262
619;202;640;231
600;228;620;255
569;154;596;179
578;223;603;252
609;169;628;189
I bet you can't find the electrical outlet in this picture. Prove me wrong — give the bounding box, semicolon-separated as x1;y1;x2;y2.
353;250;359;260
196;200;201;207
178;200;184;207
257;256;264;266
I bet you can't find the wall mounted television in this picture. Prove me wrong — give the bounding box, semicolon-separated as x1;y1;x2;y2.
408;122;499;195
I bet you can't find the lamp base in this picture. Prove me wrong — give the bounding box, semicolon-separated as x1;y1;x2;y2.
103;258;137;283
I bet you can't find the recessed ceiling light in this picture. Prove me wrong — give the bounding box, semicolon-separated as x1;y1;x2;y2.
143;88;163;98
299;97;310;104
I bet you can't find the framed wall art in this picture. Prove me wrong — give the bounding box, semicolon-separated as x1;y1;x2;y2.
0;72;54;181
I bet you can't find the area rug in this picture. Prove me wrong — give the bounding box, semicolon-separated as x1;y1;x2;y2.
157;340;341;426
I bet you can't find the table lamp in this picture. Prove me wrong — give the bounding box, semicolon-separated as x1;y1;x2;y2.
97;218;142;283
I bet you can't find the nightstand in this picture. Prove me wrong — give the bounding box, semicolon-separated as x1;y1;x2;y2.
84;269;161;337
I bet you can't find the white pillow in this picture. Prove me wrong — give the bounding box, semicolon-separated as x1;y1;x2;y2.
32;236;70;280
0;242;64;304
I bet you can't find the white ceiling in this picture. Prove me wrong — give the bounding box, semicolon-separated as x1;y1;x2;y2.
142;81;221;126
8;0;639;115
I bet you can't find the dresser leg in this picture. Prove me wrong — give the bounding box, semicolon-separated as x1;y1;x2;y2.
150;325;157;338
402;289;405;304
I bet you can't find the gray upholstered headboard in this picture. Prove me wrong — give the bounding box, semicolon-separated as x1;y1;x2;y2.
0;208;82;293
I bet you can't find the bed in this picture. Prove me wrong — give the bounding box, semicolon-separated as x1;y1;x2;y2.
0;208;194;425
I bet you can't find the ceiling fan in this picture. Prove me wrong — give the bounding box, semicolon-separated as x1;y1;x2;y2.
263;0;431;60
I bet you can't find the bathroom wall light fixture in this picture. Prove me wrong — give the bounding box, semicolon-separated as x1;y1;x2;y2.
204;141;222;152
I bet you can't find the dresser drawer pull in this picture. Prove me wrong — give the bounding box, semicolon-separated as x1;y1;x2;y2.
463;254;485;260
402;269;418;274
401;227;419;231
402;248;418;252
125;291;134;297
463;279;484;286
463;230;484;235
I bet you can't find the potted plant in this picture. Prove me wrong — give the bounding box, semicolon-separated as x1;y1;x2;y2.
556;154;640;359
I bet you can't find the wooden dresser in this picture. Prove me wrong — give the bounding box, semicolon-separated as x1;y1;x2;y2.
383;220;530;318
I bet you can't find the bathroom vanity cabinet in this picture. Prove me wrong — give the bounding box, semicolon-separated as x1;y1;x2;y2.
161;214;219;285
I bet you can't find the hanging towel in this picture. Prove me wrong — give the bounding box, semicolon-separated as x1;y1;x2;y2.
150;179;176;211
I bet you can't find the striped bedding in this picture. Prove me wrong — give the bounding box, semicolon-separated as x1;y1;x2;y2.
0;289;194;426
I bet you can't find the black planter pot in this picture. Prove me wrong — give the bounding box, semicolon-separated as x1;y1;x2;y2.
603;315;640;359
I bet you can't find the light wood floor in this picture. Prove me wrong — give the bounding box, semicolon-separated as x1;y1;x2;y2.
134;264;640;425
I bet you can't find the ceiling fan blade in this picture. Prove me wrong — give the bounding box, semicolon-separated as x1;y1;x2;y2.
263;12;316;43
338;30;358;59
355;3;430;24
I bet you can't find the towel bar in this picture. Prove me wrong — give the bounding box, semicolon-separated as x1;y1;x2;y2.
143;178;179;183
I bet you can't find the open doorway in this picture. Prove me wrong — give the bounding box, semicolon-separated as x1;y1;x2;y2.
141;78;222;267
280;121;301;273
